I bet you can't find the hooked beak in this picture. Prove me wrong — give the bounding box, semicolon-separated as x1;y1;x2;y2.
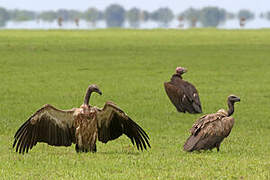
235;97;240;102
97;89;102;95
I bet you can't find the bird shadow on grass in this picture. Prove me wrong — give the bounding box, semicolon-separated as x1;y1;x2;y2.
97;150;140;156
183;149;222;154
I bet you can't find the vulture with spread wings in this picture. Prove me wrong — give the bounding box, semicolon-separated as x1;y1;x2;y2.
164;67;202;114
13;85;150;154
183;95;240;152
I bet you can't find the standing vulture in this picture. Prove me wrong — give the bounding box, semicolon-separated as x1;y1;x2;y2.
13;84;150;154
183;95;240;152
164;67;202;114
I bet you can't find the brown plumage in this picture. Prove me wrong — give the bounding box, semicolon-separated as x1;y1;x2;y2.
183;95;240;152
13;85;150;154
164;67;202;114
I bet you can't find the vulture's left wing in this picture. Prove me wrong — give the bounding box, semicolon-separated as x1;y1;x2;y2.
164;82;185;112
190;110;228;136
96;102;151;151
13;104;76;154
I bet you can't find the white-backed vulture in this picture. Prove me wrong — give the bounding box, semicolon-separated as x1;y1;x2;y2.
183;95;240;152
13;85;150;154
164;67;202;114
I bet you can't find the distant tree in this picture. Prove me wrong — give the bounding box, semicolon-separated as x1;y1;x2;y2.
74;18;79;27
57;17;63;27
0;7;9;21
84;8;100;25
226;12;235;19
191;18;197;28
56;9;70;21
180;8;201;27
151;7;174;27
239;17;246;27
0;20;6;27
105;4;125;27
177;15;184;28
140;10;150;22
199;7;226;27
68;10;83;20
126;7;141;28
0;7;9;27
259;13;264;19
9;9;36;21
38;11;57;22
97;11;104;20
266;12;270;20
238;9;254;21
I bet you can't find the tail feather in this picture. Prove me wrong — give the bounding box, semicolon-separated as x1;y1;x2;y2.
183;134;201;152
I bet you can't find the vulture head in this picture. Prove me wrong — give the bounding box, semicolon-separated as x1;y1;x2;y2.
84;84;102;105
228;94;240;103
176;67;187;75
87;84;102;95
227;94;240;116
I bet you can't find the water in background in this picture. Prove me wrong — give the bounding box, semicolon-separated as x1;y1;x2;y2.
1;18;270;30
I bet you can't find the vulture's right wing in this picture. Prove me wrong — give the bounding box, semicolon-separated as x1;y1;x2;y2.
181;81;202;113
96;102;151;151
13;104;76;154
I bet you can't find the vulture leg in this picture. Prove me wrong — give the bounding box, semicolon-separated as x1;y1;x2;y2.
90;144;97;153
75;144;96;153
75;144;80;153
216;143;220;152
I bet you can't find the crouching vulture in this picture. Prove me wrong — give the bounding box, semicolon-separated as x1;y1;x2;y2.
13;84;150;154
183;95;240;152
164;67;202;114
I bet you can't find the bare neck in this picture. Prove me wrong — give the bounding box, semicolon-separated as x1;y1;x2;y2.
83;88;93;105
172;73;183;80
227;100;235;116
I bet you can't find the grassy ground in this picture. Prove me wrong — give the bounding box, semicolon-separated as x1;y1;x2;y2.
0;29;270;179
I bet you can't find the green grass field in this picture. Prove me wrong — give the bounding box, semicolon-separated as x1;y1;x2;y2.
0;29;270;179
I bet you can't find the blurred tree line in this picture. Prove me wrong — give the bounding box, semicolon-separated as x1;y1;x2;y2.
0;5;264;28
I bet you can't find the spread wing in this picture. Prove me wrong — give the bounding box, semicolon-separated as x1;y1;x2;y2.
96;102;151;151
183;111;228;151
13;104;76;154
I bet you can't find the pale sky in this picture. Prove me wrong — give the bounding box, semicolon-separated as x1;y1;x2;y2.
0;0;268;14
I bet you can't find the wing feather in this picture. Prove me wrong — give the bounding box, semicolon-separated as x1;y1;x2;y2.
181;81;202;113
164;82;185;112
190;110;227;135
29;126;38;150
164;76;202;114
13;104;76;154
96;102;151;151
184;110;230;152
